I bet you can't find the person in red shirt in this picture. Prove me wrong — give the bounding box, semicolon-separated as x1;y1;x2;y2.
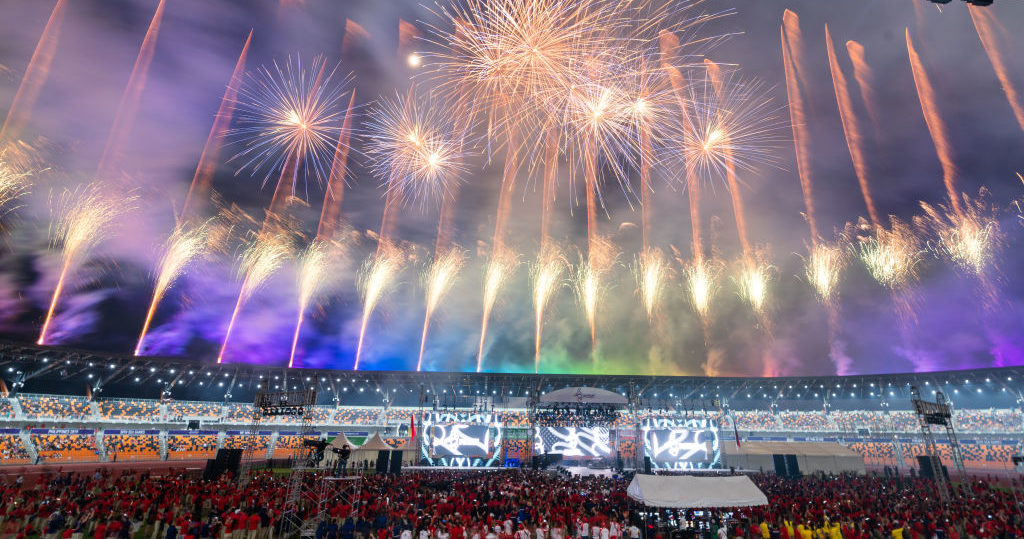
247;513;261;539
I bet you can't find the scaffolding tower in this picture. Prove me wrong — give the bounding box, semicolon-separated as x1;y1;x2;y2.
910;386;965;501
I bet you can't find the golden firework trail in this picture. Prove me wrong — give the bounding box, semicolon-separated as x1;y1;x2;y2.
97;0;167;177
825;25;880;229
532;246;566;373
805;242;846;304
476;246;517;372
39;185;136;345
574;236;615;363
135;219;214;355
633;248;668;323
857;218;922;289
316;90;357;242
705;59;750;262
288;240;334;368
781;10;818;240
906;29;963;220
182;30;252;218
354;242;403;370
0;0;68;141
217;228;294;364
969;6;1024;134
417;248;465;371
845;41;881;138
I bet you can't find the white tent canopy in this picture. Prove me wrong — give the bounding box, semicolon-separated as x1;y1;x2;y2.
328;432;358;450
357;432;395;451
626;474;768;508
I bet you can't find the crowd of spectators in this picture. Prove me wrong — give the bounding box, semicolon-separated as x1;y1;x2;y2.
105;434;161;461
733;411;775;430
166;434;218;460
0;433;29;463
0;468;1022;539
19;396;92;420
166;401;222;421
775;412;830;431
30;433;99;462
98;400;162;422
0;399;13;419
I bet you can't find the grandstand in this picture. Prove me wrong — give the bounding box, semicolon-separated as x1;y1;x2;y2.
0;342;1023;474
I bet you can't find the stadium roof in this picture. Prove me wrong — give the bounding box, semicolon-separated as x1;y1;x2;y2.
2;341;1023;410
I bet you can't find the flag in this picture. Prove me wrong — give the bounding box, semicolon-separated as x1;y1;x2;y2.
410;414;416;438
733;420;742;448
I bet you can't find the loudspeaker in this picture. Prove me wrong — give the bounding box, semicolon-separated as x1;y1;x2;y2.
187;420;200;430
389;451;402;474
202;459;220;481
615;456;623;472
784;454;800;478
773;454;787;476
916;455;949;480
216;448;243;475
375;450;390;473
643;456;652;474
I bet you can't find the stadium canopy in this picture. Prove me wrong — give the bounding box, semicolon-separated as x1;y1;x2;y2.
539;387;628;405
626;474;768;508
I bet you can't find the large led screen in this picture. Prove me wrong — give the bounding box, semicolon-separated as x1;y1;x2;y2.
642;425;721;469
534;426;611;457
427;424;493;458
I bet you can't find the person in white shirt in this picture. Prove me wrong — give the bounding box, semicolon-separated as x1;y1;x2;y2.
627;526;640;539
504;521;514;536
609;523;619;539
486;531;498;539
438;530;450;539
420;529;430;539
580;522;589;539
401;530;412;539
515;527;530;539
600;527;609;539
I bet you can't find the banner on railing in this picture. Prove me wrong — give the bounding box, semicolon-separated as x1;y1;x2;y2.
167;430;219;435
104;429;159;435
30;429;93;435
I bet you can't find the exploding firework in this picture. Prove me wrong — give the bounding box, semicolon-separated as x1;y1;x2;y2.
354;242;404;370
679;69;786;187
230;55;352;193
289;240;337;368
0;161;31;217
857;218;922;289
920;192;1000;277
532;246;566;373
683;257;718;319
633;247;669;322
476;246;518;372
417;248;465;371
136;219;214;355
805;242;846;304
736;259;773;314
39;185;136;345
217;228;295;364
365;90;471;207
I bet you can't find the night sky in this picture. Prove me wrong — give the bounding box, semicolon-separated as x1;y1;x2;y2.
0;0;1022;377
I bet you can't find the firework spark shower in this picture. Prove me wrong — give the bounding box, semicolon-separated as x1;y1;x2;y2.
0;0;1022;376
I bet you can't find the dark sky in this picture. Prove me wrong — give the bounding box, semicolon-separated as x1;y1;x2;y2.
0;0;1022;377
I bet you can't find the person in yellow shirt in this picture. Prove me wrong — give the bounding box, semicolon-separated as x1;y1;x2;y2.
829;523;842;539
783;520;794;539
797;524;812;539
891;525;903;539
760;522;769;539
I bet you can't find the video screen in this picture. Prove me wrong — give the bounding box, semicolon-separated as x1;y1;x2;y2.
643;428;719;469
427;424;493;458
534;426;611;457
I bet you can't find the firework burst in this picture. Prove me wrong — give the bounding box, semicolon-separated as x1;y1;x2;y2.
736;259;773;314
857;218;922;289
417;248;465;371
574;236;616;356
354;242;404;370
805;242;846;304
39;184;137;345
678;69;786;187
633;247;669;322
683;257;718;319
476;246;518;372
365;90;471;207
532;246;566;373
920;192;1000;277
136;219;214;355
230;55;352;193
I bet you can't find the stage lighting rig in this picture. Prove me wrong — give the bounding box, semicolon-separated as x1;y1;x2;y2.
926;0;993;5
